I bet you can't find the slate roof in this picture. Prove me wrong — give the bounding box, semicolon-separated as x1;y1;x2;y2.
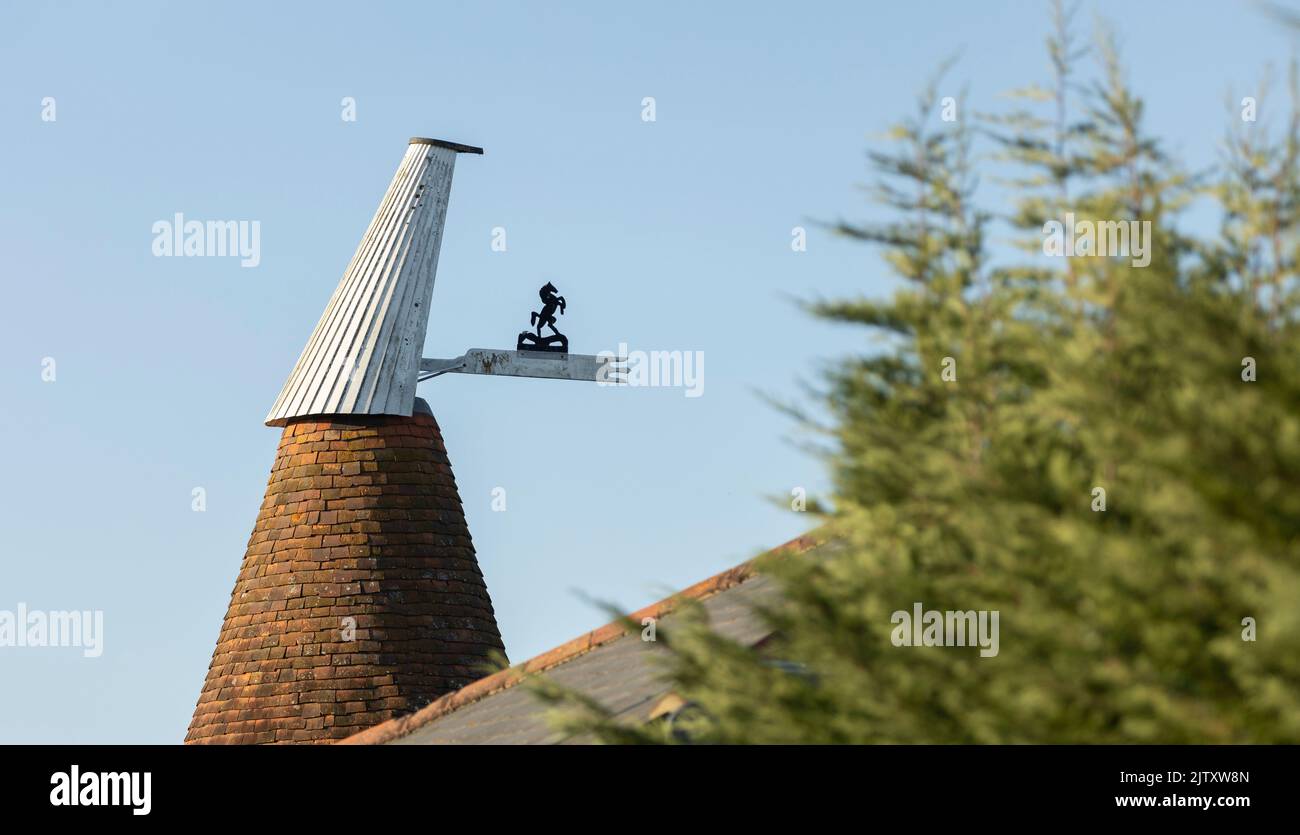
340;533;820;744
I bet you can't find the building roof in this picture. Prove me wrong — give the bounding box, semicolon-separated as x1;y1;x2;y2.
340;532;820;745
187;402;506;744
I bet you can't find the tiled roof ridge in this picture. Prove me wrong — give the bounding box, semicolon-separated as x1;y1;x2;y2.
339;530;821;744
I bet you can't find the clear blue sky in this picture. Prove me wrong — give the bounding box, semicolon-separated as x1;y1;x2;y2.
0;1;1292;743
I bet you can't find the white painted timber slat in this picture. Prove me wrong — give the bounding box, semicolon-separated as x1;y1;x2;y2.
266;139;479;425
278;148;420;419
276;147;425;420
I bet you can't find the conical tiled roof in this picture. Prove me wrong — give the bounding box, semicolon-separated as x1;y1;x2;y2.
190;139;503;744
187;400;506;744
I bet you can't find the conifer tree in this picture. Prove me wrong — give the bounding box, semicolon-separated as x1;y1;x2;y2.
539;3;1300;743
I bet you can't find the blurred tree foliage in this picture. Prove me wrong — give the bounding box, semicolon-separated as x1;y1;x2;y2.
541;2;1300;743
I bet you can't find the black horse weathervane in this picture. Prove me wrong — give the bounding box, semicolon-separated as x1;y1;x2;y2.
519;281;568;352
420;279;625;385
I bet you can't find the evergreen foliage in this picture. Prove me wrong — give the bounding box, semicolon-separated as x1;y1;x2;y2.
540;2;1300;743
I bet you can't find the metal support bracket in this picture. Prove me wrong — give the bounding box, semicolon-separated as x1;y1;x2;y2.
419;348;627;384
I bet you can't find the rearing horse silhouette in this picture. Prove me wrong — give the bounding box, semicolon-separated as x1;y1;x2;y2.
530;282;566;338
